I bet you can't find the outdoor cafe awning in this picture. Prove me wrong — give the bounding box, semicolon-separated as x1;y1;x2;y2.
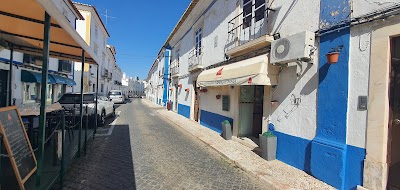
0;0;99;64
197;55;278;87
64;77;76;86
21;70;56;84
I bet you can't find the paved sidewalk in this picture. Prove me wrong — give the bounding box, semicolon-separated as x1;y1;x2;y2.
143;99;334;190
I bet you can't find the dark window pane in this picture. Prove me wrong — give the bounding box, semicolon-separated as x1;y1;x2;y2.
255;5;265;22
58;94;95;104
243;2;252;28
108;91;122;95
243;0;252;5
255;0;265;8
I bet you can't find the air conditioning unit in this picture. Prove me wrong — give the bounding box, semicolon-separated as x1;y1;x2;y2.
270;31;315;65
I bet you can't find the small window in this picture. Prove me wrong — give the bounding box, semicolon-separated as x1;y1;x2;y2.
101;84;104;93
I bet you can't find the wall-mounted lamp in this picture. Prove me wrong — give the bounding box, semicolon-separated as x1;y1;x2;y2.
273;33;281;40
178;84;183;88
185;88;190;92
216;95;221;99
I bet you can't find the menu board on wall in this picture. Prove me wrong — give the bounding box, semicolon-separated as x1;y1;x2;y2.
222;95;230;111
0;106;37;190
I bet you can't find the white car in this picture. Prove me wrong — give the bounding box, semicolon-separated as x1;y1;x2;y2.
58;93;115;126
108;90;125;104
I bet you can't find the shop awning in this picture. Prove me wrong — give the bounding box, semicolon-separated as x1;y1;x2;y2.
197;55;278;87
0;0;99;64
64;77;76;86
21;70;56;84
50;74;67;84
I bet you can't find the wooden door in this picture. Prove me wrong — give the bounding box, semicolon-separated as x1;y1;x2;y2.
194;81;199;122
389;37;400;190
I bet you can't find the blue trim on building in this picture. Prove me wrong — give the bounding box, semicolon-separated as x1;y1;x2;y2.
200;110;233;134
274;131;312;173
312;27;351;190
178;104;190;119
313;1;358;188
345;145;366;190
162;49;170;106
274;131;365;190
0;57;23;65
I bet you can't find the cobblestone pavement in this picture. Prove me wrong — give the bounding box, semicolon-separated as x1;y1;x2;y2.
60;99;267;190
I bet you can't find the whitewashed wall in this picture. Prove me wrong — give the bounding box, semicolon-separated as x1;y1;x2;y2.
52;0;78;27
265;0;320;140
352;0;400;18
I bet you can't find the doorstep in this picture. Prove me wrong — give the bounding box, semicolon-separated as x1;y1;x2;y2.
142;99;335;190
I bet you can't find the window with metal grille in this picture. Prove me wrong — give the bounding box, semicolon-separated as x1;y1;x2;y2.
58;60;72;73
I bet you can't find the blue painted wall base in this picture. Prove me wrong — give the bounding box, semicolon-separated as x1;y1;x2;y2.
200;110;233;134
311;138;347;189
178;104;190;119
274;131;365;190
275;131;311;173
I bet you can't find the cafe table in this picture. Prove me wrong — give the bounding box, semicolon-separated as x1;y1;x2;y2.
18;103;63;148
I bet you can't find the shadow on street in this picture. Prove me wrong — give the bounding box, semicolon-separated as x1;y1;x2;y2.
55;124;137;190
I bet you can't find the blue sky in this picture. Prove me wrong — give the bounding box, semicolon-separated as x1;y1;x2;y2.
76;0;191;80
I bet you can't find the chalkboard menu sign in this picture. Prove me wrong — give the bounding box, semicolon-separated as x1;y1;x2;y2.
0;106;37;190
222;95;230;111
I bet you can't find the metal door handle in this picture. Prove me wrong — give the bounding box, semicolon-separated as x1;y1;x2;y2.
394;119;400;125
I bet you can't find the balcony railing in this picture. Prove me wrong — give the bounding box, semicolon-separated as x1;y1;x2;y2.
170;59;180;77
226;2;273;56
188;46;203;72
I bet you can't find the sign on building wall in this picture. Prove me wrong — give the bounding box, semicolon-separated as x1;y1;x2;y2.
222;95;230;111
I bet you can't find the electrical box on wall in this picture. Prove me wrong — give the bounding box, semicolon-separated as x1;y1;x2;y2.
358;96;368;111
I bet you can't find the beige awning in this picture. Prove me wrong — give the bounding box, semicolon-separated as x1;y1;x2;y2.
197;55;278;87
0;0;99;64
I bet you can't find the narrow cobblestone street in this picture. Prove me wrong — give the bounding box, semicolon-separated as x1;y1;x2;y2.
61;99;267;190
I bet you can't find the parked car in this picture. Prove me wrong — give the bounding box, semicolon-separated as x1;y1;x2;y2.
128;95;133;98
57;93;115;126
108;90;125;104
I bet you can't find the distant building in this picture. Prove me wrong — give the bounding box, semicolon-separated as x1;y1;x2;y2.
73;2;111;94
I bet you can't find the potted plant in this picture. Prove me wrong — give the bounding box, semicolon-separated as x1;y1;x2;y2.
326;45;343;64
259;131;277;161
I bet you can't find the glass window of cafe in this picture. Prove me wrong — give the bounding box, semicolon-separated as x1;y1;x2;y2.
23;83;53;104
23;82;37;104
57;84;66;100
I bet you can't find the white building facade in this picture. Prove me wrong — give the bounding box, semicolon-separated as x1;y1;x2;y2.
146;0;400;189
0;0;82;107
